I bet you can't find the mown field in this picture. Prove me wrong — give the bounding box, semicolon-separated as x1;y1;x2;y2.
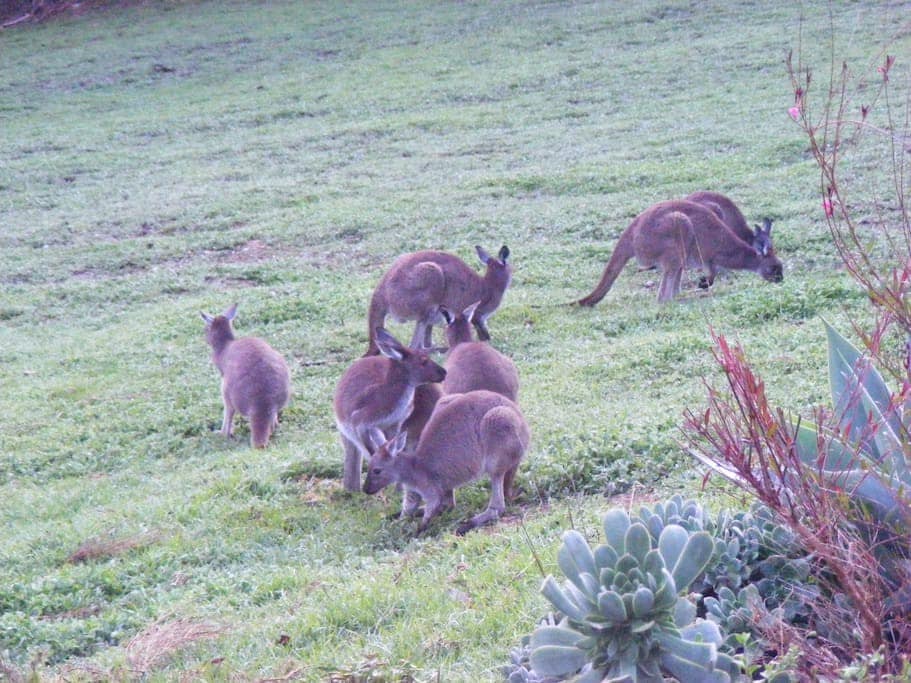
1;0;908;680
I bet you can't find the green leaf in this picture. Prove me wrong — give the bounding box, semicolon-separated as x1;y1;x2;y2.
669;530;714;591
541;576;588;621
657;524;688;568
559;531;598;591
625;523;652;565
654;629;718;667
529;644;588;677
793;421;859;470
594;544;619;570
530;625;586;649
598;590;628;622
631;585;655;617
825;320;897;461
603;509;630;553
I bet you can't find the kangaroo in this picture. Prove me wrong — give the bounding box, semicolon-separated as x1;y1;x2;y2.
364;245;512;356
575;200;783;306
334;327;446;492
686;191;775;257
200;303;291;448
440;302;519;402
363;389;530;535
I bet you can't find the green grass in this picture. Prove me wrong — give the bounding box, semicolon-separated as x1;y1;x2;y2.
1;0;908;679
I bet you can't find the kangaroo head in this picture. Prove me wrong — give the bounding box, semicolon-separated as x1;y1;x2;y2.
375;327;447;384
753;219;783;283
363;432;407;494
752;218;775;256
476;245;512;295
442;301;480;346
200;303;238;346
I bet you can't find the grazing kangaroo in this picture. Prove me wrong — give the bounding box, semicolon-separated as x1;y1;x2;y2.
685;191;775;256
364;245;512;356
363;389;530;535
441;302;519;402
334;328;446;492
575;200;783;306
200;303;291;448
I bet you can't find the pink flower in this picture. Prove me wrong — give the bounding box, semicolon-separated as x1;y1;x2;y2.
878;55;896;82
788;106;801;121
823;199;834;217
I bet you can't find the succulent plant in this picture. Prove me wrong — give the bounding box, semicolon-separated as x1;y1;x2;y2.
525;509;743;682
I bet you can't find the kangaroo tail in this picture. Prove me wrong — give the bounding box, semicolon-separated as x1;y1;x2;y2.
364;288;387;356
250;408;277;449
574;227;636;307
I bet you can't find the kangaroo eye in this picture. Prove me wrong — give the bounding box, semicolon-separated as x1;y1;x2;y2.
372;468;382;475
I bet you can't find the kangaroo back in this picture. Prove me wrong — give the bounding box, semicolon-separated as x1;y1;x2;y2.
442;303;519;401
362;390;529;534
364;245;512;355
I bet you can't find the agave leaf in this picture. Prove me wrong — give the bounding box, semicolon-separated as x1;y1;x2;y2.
793;421;860;470
825;321;898;461
530;625;586;649
859;383;911;483
669;530;714;591
529;644;588;677
541;576;588;621
625;523;653;565
829;468;904;525
603;509;630;553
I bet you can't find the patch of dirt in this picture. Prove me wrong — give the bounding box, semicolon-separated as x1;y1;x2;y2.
126;618;227;674
1;0;148;27
221;239;274;264
67;530;160;564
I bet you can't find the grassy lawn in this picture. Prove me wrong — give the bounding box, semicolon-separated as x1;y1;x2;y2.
1;0;908;679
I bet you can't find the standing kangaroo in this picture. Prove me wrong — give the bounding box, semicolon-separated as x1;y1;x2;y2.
575;200;783;306
686;191;775;256
441;302;519;401
364;245;512;356
363;390;530;535
334;328;446;492
200;303;291;448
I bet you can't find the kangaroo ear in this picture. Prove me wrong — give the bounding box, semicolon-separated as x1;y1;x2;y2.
476;245;492;265
498;245;510;263
200;311;214;324
762;217;773;234
375;328;405;361
463;300;482;322
223;303;238;321
439;306;454;325
390;431;407;456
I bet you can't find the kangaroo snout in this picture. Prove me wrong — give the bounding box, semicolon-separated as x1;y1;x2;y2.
764;264;784;283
